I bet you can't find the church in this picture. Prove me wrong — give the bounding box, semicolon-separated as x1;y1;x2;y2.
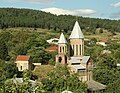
56;21;93;82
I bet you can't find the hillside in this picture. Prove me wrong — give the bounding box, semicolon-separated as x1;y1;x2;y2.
1;23;120;93
0;8;120;33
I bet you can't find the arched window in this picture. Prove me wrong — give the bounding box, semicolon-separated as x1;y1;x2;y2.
58;57;62;63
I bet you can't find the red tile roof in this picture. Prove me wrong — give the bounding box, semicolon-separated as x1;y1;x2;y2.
45;46;58;52
100;39;108;42
16;55;30;61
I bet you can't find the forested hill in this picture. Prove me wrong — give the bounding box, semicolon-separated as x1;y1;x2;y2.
0;8;120;33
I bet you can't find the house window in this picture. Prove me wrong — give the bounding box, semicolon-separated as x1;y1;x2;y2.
20;66;22;70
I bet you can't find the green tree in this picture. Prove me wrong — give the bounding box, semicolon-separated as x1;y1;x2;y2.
42;64;87;93
15;43;28;55
0;31;12;42
0;40;8;60
27;47;51;64
48;59;55;65
93;55;117;85
2;70;45;93
106;75;120;93
0;60;18;93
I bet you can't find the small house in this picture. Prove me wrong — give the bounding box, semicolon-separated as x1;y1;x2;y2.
15;55;32;71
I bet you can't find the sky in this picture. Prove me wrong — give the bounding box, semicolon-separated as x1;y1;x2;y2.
0;0;120;20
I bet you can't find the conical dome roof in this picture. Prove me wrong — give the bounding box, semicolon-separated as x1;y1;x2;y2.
58;33;67;44
69;21;84;39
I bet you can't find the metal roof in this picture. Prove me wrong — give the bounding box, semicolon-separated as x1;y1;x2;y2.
69;21;84;39
71;65;86;70
58;33;67;44
70;56;90;64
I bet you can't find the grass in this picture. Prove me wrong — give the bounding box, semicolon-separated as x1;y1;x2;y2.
85;29;120;41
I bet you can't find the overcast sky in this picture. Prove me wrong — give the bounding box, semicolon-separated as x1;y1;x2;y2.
1;0;120;20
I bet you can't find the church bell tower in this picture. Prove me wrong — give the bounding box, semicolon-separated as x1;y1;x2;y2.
56;33;68;64
69;21;84;56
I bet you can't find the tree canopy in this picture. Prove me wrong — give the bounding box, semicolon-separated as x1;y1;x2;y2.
42;64;87;93
0;8;120;33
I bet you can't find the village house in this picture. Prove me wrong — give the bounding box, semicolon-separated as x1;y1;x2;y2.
15;55;32;71
96;39;108;46
56;21;93;82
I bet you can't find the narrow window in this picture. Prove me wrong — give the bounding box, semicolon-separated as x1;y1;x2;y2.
76;45;78;55
20;66;22;70
63;47;64;53
60;47;61;53
80;45;81;55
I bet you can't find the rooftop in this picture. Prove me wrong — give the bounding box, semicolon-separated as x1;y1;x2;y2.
70;56;90;64
45;46;58;52
86;80;106;91
100;39;108;42
16;55;30;61
69;21;84;39
46;38;59;45
58;33;67;44
71;65;86;70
